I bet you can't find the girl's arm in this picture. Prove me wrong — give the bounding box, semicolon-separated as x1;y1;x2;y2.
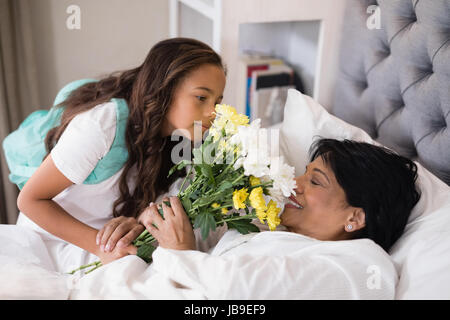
18;154;137;264
17;154;101;256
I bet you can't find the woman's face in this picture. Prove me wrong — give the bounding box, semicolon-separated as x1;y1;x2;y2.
162;63;226;141
280;156;365;241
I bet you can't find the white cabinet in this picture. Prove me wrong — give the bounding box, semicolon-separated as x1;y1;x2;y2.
170;0;347;112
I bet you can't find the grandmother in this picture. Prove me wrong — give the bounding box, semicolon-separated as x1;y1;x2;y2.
137;138;421;299
144;138;420;252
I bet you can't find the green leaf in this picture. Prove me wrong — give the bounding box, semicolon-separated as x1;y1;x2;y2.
194;165;202;175
137;243;157;263
226;218;260;235
190;189;200;200
217;180;233;192
163;200;171;207
158;207;164;219
168;160;191;177
193;148;203;164
155;201;172;219
192;195;213;208
168;164;178;177
200;164;215;186
181;197;192;213
193;211;217;240
203;134;213;145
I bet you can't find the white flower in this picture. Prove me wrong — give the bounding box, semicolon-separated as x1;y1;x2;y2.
227;116;295;200
269;156;297;198
242;147;270;177
230;120;273;178
266;186;285;205
233;156;245;170
229;119;261;156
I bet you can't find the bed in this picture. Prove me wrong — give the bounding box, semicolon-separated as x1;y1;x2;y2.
332;0;450;299
0;0;449;300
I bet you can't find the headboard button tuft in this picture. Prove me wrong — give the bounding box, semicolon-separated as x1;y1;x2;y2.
333;0;450;185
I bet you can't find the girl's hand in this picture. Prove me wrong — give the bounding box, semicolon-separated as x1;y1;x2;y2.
96;216;145;253
141;196;196;251
96;243;137;265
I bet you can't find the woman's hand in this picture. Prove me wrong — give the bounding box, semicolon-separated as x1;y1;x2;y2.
140;196;196;251
96;216;145;253
96;243;137;265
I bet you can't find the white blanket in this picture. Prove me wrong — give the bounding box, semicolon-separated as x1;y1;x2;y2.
0;225;397;299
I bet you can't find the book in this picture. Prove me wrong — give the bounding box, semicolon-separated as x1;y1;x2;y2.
249;65;295;127
237;54;285;117
251;85;294;128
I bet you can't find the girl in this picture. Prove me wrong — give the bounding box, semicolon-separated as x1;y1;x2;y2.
15;38;226;272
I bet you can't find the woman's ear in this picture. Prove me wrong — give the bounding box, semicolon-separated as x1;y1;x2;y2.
345;208;366;232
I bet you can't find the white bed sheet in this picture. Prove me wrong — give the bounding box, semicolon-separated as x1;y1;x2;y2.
0;225;397;300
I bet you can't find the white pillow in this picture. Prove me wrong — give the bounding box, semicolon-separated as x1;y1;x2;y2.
279;89;450;299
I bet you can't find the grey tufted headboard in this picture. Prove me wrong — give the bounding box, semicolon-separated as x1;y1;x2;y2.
333;0;450;185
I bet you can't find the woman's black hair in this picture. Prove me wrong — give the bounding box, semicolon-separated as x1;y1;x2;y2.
309;138;421;252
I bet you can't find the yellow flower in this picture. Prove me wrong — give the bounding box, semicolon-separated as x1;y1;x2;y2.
249;176;261;187
256;208;267;224
215;104;238;119
233;188;248;209
266;200;281;231
211;203;220;209
208;125;221;142
231;113;250;127
213;104;249;139
249;187;267;212
221;208;228;215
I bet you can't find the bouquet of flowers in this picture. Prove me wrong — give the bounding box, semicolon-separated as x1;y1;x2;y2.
70;104;296;275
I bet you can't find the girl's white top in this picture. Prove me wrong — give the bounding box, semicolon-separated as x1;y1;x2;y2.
17;102;130;239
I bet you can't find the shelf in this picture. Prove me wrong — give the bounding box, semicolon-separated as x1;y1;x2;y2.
178;2;214;47
239;20;321;98
170;0;346;113
178;0;216;18
170;0;222;52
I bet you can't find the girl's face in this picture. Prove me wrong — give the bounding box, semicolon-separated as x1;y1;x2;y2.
280;156;365;241
162;63;226;141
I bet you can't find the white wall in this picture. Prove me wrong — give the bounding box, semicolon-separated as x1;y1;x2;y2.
29;0;169;108
29;0;346;112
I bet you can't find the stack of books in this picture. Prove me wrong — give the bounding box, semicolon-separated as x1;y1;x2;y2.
237;54;304;128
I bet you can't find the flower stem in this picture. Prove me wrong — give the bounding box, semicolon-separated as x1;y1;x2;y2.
179;165;193;195
68;260;102;275
231;173;245;185
135;229;149;242
85;261;102;274
179;174;202;198
217;213;256;225
215;162;235;181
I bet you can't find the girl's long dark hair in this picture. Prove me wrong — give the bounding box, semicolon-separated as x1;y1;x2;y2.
44;38;225;218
